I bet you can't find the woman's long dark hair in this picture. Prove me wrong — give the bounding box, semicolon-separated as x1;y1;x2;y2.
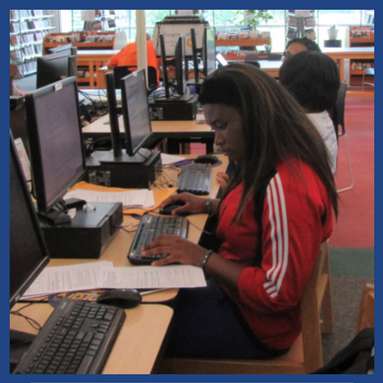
198;63;338;221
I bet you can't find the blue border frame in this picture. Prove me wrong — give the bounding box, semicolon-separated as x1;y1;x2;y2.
5;1;379;382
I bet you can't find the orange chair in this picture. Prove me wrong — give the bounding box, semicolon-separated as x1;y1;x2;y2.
159;242;333;374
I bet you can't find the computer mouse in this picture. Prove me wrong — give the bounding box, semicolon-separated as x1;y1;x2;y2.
194;154;219;165
159;202;185;216
96;288;142;309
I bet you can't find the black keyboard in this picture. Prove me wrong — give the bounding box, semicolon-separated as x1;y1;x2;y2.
128;214;189;265
177;164;211;195
13;298;126;374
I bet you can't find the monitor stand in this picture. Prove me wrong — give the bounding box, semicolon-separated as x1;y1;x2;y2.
154;94;194;103
99;148;153;165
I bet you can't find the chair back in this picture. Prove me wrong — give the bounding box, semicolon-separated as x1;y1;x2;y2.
158;241;332;374
299;241;330;372
113;65;158;90
331;82;348;137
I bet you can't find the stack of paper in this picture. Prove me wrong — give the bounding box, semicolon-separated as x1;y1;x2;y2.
22;262;207;300
64;188;155;209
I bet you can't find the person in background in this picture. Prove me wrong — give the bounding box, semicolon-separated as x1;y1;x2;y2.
279;50;340;173
141;63;338;359
283;37;321;61
106;33;160;83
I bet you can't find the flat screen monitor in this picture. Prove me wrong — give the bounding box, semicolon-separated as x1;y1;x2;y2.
203;27;217;76
191;28;200;83
10;133;50;309
48;43;77;56
24;77;86;219
120;68;154;163
159;33;171;99
174;34;187;96
36;52;77;88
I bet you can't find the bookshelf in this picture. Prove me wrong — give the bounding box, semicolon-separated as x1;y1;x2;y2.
349;26;374;88
216;38;272;60
10;10;56;77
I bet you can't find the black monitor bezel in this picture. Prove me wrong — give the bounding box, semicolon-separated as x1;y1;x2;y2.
174;34;186;96
191;28;200;82
203;27;217;76
159;33;171;99
120;68;153;157
24;76;86;213
10;133;50;309
36;52;77;89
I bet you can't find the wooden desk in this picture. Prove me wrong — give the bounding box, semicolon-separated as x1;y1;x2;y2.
77;50;118;89
47;154;227;301
10;155;228;373
10;302;173;374
82;114;215;154
322;47;374;83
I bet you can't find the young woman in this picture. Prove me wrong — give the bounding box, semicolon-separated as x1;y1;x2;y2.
141;64;338;359
279;50;341;173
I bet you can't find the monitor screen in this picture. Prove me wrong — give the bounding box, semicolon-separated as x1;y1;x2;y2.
10;134;49;309
174;34;186;96
24;77;86;213
36;52;77;89
191;28;200;82
203;28;217;76
216;53;229;68
120;68;153;159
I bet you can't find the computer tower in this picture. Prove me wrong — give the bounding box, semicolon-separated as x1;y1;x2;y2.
40;202;123;259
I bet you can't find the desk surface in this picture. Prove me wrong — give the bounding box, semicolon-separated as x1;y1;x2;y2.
82;113;214;139
10;302;173;374
11;154;228;373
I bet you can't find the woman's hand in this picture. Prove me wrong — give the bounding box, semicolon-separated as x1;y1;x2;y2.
159;192;208;216
141;235;206;267
216;172;229;192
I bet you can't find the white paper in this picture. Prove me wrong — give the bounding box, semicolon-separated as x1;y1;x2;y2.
21;263;206;299
160;153;186;165
98;265;207;289
64;189;155;209
22;261;113;299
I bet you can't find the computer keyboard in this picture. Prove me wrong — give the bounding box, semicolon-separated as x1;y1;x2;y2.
13;298;126;374
177;164;212;195
128;214;189;265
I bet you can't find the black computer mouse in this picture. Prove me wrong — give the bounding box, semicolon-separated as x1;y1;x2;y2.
159;202;185;215
194;154;219;165
97;288;142;309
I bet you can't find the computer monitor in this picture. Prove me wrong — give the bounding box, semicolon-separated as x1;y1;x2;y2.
24;76;87;223
10;133;50;370
120;68;154;163
174;33;187;96
10;133;50;308
156;33;193;102
36;51;77;88
47;43;77;56
159;33;171;99
186;28;205;92
203;27;217;76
